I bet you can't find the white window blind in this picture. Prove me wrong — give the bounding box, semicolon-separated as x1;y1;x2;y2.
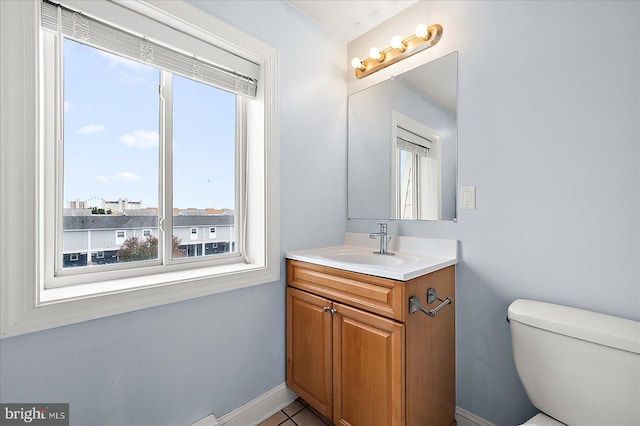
41;0;259;98
396;126;431;157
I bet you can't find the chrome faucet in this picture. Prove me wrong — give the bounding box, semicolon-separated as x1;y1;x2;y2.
369;223;393;255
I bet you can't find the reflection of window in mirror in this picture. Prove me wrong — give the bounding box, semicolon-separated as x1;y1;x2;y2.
391;111;441;220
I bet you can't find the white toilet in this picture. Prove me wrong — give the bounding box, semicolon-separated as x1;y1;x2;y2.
508;299;640;425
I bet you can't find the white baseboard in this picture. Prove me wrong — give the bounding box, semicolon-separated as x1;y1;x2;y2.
193;386;493;426
455;406;495;426
215;383;297;426
191;414;219;426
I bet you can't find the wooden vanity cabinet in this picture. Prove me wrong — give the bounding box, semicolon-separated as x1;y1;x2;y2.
286;259;456;426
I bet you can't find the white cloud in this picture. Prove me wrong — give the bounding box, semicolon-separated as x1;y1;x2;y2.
98;50;152;72
120;129;158;149
78;124;105;135
95;175;108;183
116;172;140;182
119;74;149;85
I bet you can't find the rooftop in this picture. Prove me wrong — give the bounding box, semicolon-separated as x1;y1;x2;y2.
63;209;234;230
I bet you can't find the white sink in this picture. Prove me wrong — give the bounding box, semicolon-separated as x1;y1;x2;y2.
285;233;458;281
320;250;420;266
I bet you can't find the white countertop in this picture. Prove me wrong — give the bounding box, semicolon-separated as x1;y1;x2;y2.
285;233;458;281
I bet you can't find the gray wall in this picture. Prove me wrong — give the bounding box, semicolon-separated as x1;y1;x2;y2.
346;1;640;425
0;1;346;425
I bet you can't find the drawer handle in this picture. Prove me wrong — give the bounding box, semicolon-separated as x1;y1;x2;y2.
409;288;452;318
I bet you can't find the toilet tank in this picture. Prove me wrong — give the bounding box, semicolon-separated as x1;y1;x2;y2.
508;299;640;426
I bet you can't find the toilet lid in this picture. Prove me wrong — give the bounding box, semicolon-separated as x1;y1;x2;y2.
520;413;567;426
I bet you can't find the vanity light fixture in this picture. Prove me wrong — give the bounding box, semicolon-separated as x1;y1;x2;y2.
351;23;443;79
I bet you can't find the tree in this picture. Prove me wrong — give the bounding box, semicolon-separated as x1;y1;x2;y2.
117;235;184;262
90;207;112;214
117;236;157;262
172;235;186;258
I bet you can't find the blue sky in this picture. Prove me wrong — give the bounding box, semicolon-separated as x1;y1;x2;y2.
63;39;236;210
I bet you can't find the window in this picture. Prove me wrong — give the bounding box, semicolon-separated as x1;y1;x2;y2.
209;227;217;239
40;0;262;289
143;229;151;237
0;0;279;337
42;0;251;280
70;253;79;262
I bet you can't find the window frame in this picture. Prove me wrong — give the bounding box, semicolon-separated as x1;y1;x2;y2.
0;0;279;338
44;8;248;281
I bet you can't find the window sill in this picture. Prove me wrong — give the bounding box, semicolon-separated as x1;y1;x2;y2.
39;260;268;304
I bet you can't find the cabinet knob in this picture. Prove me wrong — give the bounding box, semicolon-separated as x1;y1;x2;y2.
323;307;337;314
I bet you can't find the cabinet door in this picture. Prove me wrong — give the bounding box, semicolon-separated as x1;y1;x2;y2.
333;302;405;426
286;287;333;419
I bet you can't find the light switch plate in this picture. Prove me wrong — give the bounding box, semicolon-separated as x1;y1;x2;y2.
460;186;476;210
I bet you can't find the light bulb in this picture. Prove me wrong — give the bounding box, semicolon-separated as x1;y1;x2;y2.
390;36;405;52
415;23;428;39
369;47;383;61
351;57;364;70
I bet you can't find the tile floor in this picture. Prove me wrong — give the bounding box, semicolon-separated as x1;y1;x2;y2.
257;398;332;426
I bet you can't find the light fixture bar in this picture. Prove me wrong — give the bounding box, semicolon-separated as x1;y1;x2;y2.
353;24;443;79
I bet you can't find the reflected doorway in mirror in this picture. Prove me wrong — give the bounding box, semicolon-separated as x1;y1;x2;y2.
391;111;442;220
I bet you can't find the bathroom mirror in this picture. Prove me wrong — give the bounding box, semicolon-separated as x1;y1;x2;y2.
348;51;457;221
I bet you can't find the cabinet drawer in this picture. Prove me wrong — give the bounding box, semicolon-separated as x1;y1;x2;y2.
287;260;405;322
